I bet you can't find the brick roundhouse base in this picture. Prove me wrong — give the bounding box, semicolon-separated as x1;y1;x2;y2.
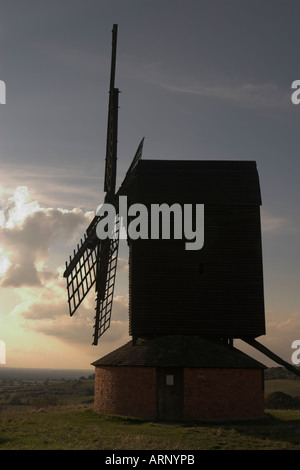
92;336;266;421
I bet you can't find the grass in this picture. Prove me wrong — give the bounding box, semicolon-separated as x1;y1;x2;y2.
1;375;300;450
0;407;300;450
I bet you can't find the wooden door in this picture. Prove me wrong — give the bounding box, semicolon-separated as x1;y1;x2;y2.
156;367;183;421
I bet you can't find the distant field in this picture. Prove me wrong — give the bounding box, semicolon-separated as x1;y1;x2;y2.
265;380;300;397
0;367;93;381
2;370;300;411
0;375;95;410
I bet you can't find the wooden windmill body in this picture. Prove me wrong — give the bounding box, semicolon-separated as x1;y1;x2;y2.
64;25;299;421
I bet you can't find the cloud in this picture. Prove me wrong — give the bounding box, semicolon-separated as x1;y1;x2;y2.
236;311;300;366
261;209;290;233
0;163;105;211
266;311;300;336
117;257;128;273
18;282;129;346
163;80;289;110
0;185;92;287
24;301;96;345
131;59;290;112
262;311;300;363
112;295;129;322
0;185;130;346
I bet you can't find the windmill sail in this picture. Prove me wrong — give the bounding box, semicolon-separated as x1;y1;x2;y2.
104;24;119;198
64;25;120;343
63;24;145;344
117;137;144;195
64;235;98;317
93;218;120;345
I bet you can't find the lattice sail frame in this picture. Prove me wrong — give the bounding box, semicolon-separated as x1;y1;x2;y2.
64;137;144;344
64;217;120;345
65;235;98;317
63;26;145;344
93;218;120;344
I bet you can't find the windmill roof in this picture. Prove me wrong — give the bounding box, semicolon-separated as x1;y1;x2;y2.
92;335;266;369
121;160;262;205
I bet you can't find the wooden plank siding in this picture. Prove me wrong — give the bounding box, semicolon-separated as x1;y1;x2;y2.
123;160;265;340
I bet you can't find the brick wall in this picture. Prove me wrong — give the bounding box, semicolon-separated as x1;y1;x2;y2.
94;365;265;420
94;365;157;419
184;367;264;420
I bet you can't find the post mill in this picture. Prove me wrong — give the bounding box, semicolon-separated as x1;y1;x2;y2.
64;25;300;421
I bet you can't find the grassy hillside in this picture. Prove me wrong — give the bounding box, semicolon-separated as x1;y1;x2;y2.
0;407;300;450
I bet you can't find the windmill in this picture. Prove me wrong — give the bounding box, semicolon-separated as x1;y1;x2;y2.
63;24;144;345
64;24;300;405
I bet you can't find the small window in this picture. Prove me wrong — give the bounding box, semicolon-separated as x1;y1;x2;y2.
166;374;174;386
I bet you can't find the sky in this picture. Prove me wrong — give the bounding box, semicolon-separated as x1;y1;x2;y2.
0;0;299;370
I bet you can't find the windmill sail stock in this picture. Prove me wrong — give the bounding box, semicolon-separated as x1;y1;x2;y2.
63;25;144;345
104;23;118;199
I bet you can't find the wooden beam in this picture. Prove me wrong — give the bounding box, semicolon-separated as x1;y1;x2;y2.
241;337;300;378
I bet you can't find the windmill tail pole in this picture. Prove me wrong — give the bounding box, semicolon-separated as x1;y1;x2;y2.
241;337;300;378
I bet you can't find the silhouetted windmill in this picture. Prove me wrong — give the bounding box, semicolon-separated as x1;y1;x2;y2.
64;24;300;387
